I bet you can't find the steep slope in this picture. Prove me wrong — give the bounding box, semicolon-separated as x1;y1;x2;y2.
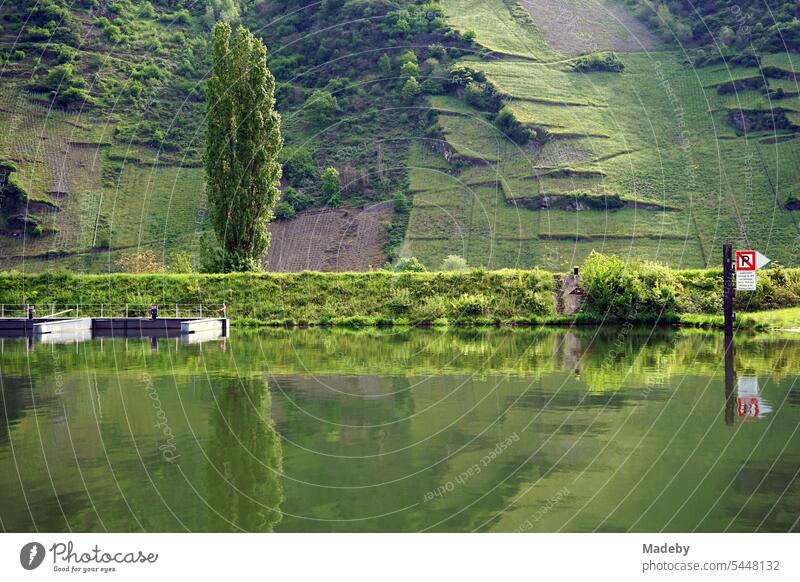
400;0;800;270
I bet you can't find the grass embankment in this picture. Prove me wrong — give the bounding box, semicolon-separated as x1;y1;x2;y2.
0;270;556;327
2;256;799;329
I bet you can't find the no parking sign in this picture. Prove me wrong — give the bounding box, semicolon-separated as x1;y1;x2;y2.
735;250;770;291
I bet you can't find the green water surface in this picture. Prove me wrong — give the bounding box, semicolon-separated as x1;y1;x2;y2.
0;328;798;532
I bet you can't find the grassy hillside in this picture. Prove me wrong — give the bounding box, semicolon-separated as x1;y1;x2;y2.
0;1;471;272
1;0;798;273
401;0;800;271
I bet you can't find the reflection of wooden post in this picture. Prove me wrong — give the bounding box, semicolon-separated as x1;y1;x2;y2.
724;332;736;426
723;244;734;333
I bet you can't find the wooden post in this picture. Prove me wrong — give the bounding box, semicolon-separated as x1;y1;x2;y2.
724;331;736;426
723;244;734;333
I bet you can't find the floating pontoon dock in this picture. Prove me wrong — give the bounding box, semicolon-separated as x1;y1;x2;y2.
0;317;228;341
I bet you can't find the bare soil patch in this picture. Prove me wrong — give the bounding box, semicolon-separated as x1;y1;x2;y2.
266;202;393;272
518;0;660;55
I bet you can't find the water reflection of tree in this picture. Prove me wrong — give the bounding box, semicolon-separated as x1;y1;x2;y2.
207;377;283;532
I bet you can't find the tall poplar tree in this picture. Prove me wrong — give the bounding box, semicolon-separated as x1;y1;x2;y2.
205;22;282;272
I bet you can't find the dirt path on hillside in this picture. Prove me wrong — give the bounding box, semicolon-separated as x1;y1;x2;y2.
266;202;394;272
518;0;660;55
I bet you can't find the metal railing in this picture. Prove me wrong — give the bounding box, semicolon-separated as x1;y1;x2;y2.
0;304;226;319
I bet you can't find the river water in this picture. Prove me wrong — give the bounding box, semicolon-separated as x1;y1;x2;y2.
0;328;798;532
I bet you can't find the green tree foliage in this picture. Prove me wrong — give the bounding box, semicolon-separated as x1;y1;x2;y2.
571;52;625;72
205;22;283;272
401;77;422;103
321;166;341;206
463;82;501;112
274;201;296;219
282;147;316;187
447;63;486;88
378;53;392;75
305;89;340;126
400;60;421;78
495;106;534;145
581;252;681;318
394;256;427;272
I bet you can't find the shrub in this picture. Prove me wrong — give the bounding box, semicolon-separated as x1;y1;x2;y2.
104;24;124;43
282;148;316;186
394;257;426;272
401;77;421;102
428;43;446;59
448;293;492;318
495;106;534;145
378;53;392;75
321;167;340;205
274;202;296;220
464;82;501;112
447;63;485;88
25;26;53;41
400;60;421;78
572;52;624;73
284;187;313;211
56;87;95;107
12;50;25;61
305;89;340;126
580;252;681;319
440;255;468;271
171;252;194;274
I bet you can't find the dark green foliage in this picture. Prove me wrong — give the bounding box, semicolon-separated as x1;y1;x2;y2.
622;0;799;52
282;148;316;187
447;63;486;88
378;53;392;75
401;77;422;102
571;52;625;73
205;22;283;272
305;89;340;126
0;180;28;213
283;187;313;212
322;167;341;206
274;202;296;220
494;106;534;145
384;193;411;260
463;82;502;112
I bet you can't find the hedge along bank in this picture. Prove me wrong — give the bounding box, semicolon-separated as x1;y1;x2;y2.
0;269;554;325
1;257;798;327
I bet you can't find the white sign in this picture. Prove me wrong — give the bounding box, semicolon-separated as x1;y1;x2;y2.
736;270;757;291
735;250;771;271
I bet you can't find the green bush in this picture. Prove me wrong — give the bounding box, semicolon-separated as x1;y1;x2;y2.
274;202;296;220
448;293;492;317
572;52;624;73
495;106;534;145
463;82;502;112
394;257;426;272
282;148;316;187
581;252;681;319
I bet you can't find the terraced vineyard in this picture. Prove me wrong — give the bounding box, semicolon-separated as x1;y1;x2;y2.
403;0;800;270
